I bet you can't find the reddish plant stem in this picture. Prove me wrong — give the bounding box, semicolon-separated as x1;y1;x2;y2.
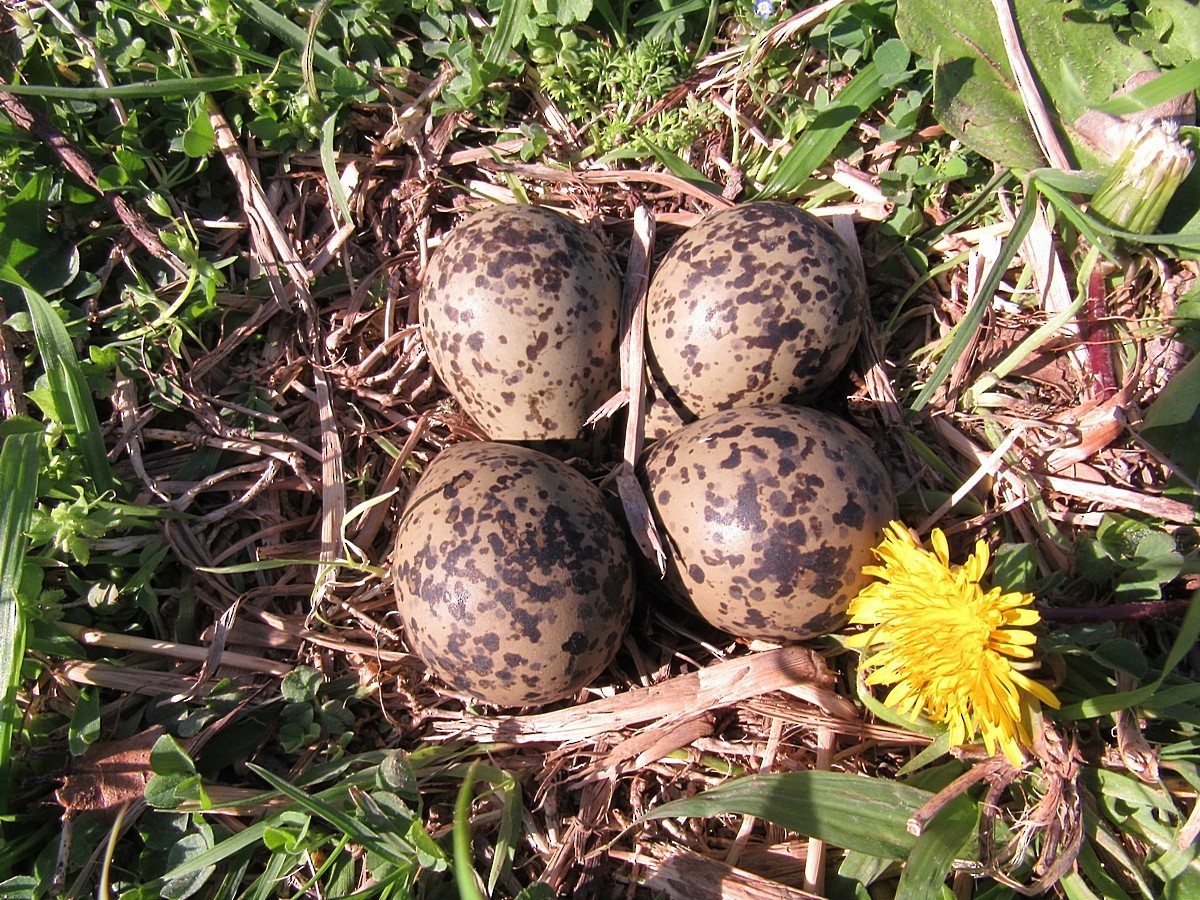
1040;599;1192;622
1083;263;1117;400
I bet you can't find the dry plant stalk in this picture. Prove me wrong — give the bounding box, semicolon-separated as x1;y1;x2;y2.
632;845;824;900
442;646;854;744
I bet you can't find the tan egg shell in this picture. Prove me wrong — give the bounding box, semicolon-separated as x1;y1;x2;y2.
644;202;868;441
639;405;895;641
392;441;635;707
419;205;623;441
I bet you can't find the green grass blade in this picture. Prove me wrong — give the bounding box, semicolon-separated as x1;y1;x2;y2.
104;0;289;69
910;189;1038;412
639;770;935;859
0;74;280;100
483;0;532;67
644;140;725;199
453;762;487;900
6;276;117;493
233;0;341;71
245;764;410;869
1059;590;1200;720
320;113;355;228
487;773;522;894
1095;59;1200;116
0;429;40;819
756;60;887;199
302;0;334;104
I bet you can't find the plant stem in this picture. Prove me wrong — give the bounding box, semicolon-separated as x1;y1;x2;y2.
1083;260;1117;400
1040;599;1192;622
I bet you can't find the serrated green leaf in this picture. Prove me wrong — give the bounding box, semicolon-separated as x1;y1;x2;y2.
1095;58;1200;116
896;0;1155;170
1059;589;1200;719
1142;353;1200;479
1093;638;1150;680
639;771;943;860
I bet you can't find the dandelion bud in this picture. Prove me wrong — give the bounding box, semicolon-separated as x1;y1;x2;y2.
1089;120;1194;234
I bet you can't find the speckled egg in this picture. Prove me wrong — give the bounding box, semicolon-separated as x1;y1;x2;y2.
392;441;635;706
644;202;867;440
420;205;623;440
639;405;895;641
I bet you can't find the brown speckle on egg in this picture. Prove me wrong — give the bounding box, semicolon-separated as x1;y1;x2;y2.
644;202;867;439
419;205;623;441
393;442;635;706
639;405;895;641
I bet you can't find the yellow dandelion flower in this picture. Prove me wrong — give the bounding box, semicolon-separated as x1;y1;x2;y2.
846;521;1060;765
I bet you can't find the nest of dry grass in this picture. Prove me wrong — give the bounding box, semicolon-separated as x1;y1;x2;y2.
52;45;1198;898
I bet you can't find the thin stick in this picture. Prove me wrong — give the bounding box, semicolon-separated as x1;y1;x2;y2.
726;716;784;867
919;423;1026;533
803;726;837;894
58;622;292;676
909;758;1011;836
1040;599;1193;622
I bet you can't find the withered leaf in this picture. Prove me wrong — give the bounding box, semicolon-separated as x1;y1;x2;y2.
55;726;164;814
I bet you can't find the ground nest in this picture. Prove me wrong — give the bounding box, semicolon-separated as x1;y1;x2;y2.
49;73;1199;899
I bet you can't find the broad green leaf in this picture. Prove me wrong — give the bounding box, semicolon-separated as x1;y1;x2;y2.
896;0;1155;171
181;104;216;158
150;734;198;777
1141;353;1200;479
162;831;216;900
0;430;39;814
281;666;323;703
895;793;978;899
639;770;938;859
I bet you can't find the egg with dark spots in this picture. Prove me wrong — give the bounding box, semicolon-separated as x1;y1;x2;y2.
420;205;623;440
644;202;868;440
393;442;635;706
639;405;895;641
